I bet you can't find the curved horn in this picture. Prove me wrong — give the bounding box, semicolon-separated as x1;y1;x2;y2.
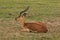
20;6;30;16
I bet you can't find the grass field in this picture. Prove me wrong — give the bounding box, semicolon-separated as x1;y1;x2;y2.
0;0;60;40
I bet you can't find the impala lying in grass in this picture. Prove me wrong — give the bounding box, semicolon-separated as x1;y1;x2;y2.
15;6;48;33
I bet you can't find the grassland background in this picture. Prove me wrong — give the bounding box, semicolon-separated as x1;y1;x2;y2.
0;0;60;40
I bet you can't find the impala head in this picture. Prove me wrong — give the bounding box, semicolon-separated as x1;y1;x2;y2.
15;13;26;21
15;6;29;21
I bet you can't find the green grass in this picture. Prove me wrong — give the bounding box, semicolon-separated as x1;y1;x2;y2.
0;0;60;18
0;0;60;40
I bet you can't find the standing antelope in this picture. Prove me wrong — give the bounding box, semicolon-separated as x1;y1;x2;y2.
15;6;48;33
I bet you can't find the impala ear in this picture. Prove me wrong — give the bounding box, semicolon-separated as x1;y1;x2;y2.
19;13;27;17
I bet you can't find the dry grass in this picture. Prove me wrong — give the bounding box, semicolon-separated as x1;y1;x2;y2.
0;16;60;40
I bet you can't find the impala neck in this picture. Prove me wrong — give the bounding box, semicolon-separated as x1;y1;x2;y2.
20;16;25;28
